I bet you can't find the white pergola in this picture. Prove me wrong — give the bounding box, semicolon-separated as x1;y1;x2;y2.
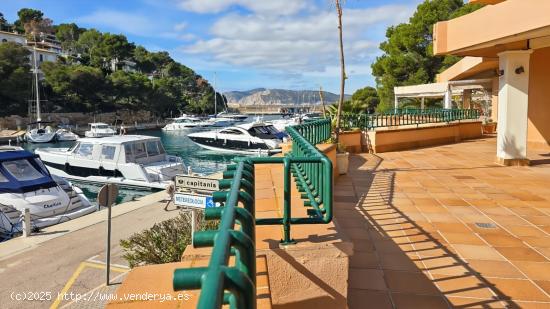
394;78;493;109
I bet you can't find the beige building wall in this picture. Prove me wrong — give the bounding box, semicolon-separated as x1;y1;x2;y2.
528;46;550;150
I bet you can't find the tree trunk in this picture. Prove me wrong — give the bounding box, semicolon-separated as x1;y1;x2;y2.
334;0;346;144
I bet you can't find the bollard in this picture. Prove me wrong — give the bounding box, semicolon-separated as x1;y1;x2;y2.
22;208;31;237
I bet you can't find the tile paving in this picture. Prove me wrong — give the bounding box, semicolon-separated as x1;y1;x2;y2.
337;137;550;308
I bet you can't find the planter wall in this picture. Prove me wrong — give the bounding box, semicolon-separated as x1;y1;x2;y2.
482;123;497;134
338;131;362;153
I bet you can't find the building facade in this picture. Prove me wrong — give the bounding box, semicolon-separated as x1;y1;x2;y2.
433;0;550;165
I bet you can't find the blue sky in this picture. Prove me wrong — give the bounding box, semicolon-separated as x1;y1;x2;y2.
2;0;422;94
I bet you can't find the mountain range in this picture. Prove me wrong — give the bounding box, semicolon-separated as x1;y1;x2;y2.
223;88;351;105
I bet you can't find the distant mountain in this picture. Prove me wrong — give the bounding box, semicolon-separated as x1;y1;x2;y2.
223;88;351;105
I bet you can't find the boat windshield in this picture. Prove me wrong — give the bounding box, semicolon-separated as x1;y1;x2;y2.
0;152;56;193
248;126;277;138
2;159;44;181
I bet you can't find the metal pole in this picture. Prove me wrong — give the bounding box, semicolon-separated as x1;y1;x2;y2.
106;185;112;286
23;208;31;237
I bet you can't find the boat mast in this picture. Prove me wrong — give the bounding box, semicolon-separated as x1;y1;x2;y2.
33;48;41;129
214;72;217;116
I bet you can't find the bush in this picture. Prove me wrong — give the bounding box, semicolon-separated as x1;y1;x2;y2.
120;211;219;268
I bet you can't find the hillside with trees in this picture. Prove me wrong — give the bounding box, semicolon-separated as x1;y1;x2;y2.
0;8;222;118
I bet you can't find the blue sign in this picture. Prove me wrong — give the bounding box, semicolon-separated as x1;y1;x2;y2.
205;196;214;208
174;193;217;209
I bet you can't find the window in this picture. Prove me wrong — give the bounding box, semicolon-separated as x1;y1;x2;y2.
124;144;134;162
133;143;147;159
101;146;116;160
0;171;8;182
2;159;44;181
146;141;160;156
221;129;243;135
39;54;43;62
157;141;166;154
1;39;7;43
76;143;94;158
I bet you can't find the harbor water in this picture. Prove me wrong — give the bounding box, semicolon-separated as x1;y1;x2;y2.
21;115;283;203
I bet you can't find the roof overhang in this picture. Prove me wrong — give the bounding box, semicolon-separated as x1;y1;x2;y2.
437;57;499;82
433;0;550;57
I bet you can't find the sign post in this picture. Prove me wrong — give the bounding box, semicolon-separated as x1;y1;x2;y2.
97;183;119;286
173;175;219;246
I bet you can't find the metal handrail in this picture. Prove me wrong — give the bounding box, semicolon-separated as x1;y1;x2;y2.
173;119;333;309
337;108;480;131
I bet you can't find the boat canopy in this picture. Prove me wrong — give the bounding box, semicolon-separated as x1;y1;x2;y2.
0;150;57;194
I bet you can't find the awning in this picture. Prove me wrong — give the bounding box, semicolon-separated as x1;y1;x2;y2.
394;79;493;99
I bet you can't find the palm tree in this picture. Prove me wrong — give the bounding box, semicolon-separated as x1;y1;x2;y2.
334;0;346;143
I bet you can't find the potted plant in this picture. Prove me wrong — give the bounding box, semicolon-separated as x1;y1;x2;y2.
481;117;497;134
336;142;349;175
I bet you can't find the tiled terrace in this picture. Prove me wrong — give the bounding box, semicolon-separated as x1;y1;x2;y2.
336;137;550;308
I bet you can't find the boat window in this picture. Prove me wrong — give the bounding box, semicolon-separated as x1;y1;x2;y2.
133;143;147;159
0;171;8;182
220;129;244;135
146;141;160;156
2;159;44;181
33;158;50;175
69;142;80;152
248;126;273;136
124;144;134;162
94;124;109;129
76;143;94;158
101;146;116;160
157;141;166;154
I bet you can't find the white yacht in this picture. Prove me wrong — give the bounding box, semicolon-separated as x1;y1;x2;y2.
162;115;209;131
188;122;284;155
56;128;79;141
25;124;57;143
35;135;185;190
84;123;116;138
0;147;96;238
269;117;302;132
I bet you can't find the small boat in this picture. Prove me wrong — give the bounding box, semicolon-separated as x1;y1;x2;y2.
56;128;79;141
84;123;116;138
25;124;57;143
162;115;210;131
0;147;96;238
35;135;186;190
188;122;285;155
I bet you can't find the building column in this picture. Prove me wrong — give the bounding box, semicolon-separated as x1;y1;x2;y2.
496;50;533;166
394;95;399;111
491;77;499;121
463;89;472;109
421;97;425;110
444;88;452;109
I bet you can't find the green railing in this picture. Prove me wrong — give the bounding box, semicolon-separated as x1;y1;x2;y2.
337;108;480;131
173;119;333;309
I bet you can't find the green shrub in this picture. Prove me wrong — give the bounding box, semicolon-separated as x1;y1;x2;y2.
120;211;219;268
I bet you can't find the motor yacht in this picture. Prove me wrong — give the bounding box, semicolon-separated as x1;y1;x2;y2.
162;115;210;131
188;122;285;155
0;147;96;238
55;128;79;141
84;123;116;138
215;112;248;122
35;135;186;190
269;117;303;132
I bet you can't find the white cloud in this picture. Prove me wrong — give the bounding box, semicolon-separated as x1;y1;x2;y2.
183;4;414;77
177;0;311;15
173;22;187;31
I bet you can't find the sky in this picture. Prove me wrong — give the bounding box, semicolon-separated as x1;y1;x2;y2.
1;0;423;94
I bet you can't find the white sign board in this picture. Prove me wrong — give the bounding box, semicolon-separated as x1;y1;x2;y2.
175;175;219;192
174;193;215;209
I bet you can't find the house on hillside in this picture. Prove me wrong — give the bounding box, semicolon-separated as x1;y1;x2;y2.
0;30;60;68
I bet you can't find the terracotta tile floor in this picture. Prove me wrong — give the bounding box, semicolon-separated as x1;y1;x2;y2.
337;137;550;308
